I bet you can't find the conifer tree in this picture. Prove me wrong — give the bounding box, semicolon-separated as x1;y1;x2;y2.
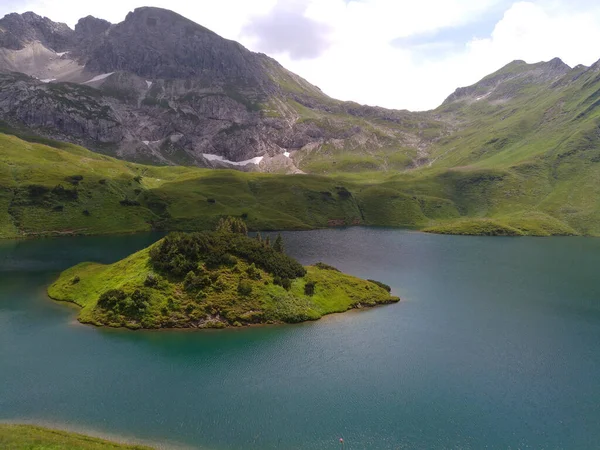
273;233;284;253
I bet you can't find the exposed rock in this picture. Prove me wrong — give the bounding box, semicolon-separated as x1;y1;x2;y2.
0;12;74;51
0;8;448;171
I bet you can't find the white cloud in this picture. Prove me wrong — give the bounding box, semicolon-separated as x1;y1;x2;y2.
2;0;600;110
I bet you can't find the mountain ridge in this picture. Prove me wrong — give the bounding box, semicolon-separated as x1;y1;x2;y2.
0;7;449;171
2;7;600;238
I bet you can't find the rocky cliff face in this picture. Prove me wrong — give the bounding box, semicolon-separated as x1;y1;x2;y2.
0;12;74;51
0;7;445;172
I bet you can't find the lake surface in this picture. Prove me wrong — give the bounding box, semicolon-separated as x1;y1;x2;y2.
2;229;600;449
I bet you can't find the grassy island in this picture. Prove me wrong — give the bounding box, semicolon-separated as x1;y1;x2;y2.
48;218;399;329
0;424;152;449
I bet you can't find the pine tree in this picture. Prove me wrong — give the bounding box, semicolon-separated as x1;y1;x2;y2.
255;231;263;243
264;236;271;247
216;216;248;235
273;233;284;253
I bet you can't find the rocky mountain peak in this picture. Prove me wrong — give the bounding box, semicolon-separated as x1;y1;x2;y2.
0;11;73;51
74;16;111;38
83;6;268;84
540;57;571;74
442;57;572;106
123;7;212;34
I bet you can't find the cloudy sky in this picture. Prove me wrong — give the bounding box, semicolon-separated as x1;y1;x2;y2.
3;0;600;110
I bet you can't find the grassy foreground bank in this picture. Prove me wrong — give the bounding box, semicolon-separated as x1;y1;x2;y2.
0;424;153;449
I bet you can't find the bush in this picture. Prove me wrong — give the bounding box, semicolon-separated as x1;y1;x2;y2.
150;232;306;279
336;186;352;198
315;262;340;272
304;281;316;296
27;184;50;197
237;280;253;296
98;289;127;308
144;273;159;287
120;198;141;206
52;184;78;200
82;209;90;216
246;263;261;280
66;175;83;185
184;270;212;291
205;252;237;269
97;289;149;319
274;277;291;291
98;179;107;185
71;276;80;285
133;175;142;183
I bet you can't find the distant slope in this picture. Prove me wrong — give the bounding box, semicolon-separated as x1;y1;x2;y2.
0;130;462;238
407;58;600;235
1;128;593;238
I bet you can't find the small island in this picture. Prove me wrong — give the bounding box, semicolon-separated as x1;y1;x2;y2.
48;218;399;329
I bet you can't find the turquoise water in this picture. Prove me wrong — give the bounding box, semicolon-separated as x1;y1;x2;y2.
1;229;600;449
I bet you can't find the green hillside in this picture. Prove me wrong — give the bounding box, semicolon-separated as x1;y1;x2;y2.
5;57;600;238
0;132;461;238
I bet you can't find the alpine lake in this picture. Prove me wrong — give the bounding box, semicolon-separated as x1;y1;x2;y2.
2;228;600;449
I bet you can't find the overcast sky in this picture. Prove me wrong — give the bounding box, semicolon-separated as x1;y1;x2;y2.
3;0;600;110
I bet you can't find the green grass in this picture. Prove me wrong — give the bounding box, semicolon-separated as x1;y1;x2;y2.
0;425;152;449
423;219;525;236
5;59;600;237
0;132;469;238
47;232;399;329
4;64;600;242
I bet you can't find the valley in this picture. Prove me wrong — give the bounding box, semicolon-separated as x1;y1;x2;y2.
2;8;600;237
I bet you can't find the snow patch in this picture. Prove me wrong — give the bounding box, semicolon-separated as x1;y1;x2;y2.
146;80;152;89
40;78;55;83
203;154;264;166
55;51;68;57
142;141;150;145
283;151;290;158
83;72;114;84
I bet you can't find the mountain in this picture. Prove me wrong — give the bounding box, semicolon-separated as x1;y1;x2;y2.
3;7;600;236
0;8;443;172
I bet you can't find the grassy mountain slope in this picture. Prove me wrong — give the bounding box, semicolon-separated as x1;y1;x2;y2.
406;59;600;234
0;131;468;238
5;57;600;237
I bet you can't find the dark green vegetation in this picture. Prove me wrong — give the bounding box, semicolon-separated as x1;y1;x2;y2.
48;225;399;329
0;131;466;238
0;424;152;449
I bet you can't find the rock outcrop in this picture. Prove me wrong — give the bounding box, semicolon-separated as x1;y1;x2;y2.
0;7;444;171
